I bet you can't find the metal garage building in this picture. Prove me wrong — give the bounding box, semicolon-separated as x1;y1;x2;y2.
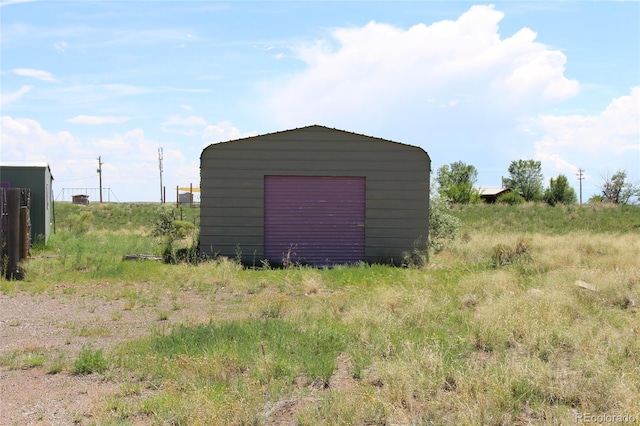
0;162;54;243
199;125;430;266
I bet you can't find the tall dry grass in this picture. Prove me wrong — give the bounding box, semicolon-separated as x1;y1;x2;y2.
4;203;639;424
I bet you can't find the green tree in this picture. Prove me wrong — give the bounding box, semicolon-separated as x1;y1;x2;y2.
436;161;480;204
503;159;544;202
544;174;577;206
600;170;640;204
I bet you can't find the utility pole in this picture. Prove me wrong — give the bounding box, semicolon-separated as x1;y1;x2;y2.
158;147;164;203
576;168;585;205
97;156;103;203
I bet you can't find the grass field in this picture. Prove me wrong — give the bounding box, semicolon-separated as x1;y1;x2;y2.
2;201;639;425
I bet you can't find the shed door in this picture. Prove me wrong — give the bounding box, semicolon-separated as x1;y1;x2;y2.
264;176;365;266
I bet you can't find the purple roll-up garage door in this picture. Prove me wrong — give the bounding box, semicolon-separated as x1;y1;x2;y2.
264;175;365;266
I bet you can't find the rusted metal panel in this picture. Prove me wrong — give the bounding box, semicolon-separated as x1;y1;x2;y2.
264;176;365;266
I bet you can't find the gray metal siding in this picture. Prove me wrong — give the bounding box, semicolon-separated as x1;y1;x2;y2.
200;126;430;265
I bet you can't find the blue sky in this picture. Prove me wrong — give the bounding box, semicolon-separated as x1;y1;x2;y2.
1;1;638;202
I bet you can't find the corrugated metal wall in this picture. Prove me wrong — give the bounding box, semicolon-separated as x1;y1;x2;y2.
0;166;52;242
199;125;430;265
264;175;365;266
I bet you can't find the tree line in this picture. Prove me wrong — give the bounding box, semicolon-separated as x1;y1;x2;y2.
436;160;640;205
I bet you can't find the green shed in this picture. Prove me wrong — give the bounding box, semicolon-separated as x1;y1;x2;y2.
0;163;55;243
200;125;431;266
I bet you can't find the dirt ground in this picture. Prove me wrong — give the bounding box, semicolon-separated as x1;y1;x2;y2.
0;289;356;425
0;289;220;425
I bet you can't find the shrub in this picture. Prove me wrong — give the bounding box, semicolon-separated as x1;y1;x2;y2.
66;211;94;234
151;208;177;239
429;196;461;253
497;191;525;205
172;236;203;264
152;209;201;264
173;220;196;238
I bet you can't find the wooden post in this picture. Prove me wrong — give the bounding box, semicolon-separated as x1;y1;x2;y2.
190;183;193;208
176;185;179;208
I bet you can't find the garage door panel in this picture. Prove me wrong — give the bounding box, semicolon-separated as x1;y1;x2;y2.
264;175;365;266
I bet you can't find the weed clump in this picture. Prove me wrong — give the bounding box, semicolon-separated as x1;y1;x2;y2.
73;346;108;375
66;210;94;234
491;238;532;267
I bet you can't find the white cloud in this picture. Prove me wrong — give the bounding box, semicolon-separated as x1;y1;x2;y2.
66;115;131;125
0;85;33;106
0;116;199;201
12;68;57;82
533;87;640;180
161;114;209;137
54;40;68;53
162;114;207;127
41;83;204;108
103;28;201;47
0;0;36;7
93;128;155;159
202;121;258;144
161;116;258;144
265;4;579;127
0;116;85;162
100;84;154;96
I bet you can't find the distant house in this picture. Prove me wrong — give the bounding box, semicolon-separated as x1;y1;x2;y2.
178;192;193;205
72;194;90;206
0;163;54;242
199;125;431;266
478;187;511;204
